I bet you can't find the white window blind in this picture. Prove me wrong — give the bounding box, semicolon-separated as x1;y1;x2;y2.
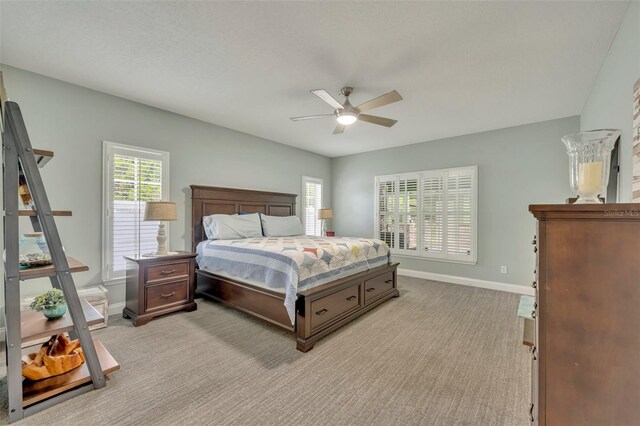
103;142;169;281
375;166;477;263
302;176;323;236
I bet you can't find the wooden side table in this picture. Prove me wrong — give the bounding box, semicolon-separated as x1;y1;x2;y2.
123;251;197;326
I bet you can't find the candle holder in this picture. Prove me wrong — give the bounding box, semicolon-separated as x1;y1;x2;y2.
561;129;620;204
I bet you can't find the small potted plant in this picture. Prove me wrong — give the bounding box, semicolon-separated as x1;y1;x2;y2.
30;289;67;319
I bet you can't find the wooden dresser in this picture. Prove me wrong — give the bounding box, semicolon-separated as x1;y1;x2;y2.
123;252;197;326
529;204;640;425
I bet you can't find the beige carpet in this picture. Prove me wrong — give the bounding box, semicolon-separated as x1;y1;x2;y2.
1;276;530;425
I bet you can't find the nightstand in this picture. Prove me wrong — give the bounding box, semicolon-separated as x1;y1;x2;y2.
123;251;197;326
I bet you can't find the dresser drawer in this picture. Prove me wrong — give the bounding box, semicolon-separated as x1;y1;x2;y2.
146;260;190;283
310;284;361;332
145;279;189;313
364;271;394;304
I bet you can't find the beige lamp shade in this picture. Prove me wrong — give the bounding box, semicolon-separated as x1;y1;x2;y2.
144;201;177;221
318;208;333;220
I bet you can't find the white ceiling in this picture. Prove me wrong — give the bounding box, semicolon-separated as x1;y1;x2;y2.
0;1;630;157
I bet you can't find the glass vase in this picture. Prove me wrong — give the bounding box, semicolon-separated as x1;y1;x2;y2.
561;129;620;204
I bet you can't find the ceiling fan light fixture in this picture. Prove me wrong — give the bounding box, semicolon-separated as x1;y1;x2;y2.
336;111;358;125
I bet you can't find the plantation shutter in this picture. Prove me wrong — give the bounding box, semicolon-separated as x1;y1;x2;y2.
376;177;397;248
398;176;418;251
421;173;445;254
104;143;169;280
446;169;473;257
303;177;323;236
375;166;477;263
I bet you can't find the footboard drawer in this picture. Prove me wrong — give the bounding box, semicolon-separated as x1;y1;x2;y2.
310;284;361;332
364;271;395;304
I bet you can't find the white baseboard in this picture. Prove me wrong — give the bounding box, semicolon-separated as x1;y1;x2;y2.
108;302;126;317
398;268;535;296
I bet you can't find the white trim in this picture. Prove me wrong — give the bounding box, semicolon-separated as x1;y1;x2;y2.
398;268;535;296
102;141;170;282
108;301;126;317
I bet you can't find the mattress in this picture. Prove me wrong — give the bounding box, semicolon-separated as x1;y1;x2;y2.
196;235;390;324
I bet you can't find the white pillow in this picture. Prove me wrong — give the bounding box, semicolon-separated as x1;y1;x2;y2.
260;215;304;237
203;213;263;240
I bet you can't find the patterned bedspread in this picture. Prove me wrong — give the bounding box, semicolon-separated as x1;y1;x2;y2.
196;236;390;324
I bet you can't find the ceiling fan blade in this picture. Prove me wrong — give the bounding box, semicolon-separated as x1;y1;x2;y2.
311;89;344;110
358;114;398;127
333;124;346;134
356;90;402;113
290;114;334;121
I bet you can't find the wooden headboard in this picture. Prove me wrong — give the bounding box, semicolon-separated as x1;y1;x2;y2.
190;185;297;251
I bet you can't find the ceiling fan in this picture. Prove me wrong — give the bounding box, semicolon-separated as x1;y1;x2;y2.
290;87;403;134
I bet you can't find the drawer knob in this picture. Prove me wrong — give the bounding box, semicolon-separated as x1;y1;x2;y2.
366;287;376;292
531;237;536;245
533;246;537;253
161;291;176;298
530;346;537;361
160;269;176;275
315;309;328;316
529;403;535;422
531;309;536;319
532;281;537;289
346;296;357;301
385;279;393;284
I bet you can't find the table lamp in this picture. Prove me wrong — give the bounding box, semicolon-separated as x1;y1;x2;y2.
318;208;333;236
144;201;177;256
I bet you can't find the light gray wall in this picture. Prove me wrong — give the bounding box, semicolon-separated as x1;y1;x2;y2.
581;2;639;202
1;65;332;307
332;116;580;287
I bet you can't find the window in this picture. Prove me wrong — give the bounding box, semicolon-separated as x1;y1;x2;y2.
302;176;323;236
102;142;169;282
375;166;477;263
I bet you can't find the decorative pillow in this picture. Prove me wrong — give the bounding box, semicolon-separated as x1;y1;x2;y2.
260;215;304;237
203;213;263;240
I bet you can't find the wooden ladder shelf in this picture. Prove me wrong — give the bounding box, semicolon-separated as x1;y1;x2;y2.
2;96;119;422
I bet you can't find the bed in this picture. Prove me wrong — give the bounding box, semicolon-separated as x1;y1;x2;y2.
191;185;399;352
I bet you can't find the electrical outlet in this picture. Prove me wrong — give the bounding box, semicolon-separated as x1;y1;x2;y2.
500;266;508;274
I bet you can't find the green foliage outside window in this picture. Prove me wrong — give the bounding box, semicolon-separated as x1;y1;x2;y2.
113;155;162;202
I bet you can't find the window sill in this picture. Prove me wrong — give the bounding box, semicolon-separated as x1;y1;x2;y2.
392;252;478;265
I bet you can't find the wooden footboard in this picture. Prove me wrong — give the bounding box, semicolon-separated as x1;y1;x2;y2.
295;263;399;351
196;262;400;352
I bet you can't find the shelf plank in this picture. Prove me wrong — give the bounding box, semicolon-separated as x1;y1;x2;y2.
17;149;54;172
21;299;104;343
22;339;119;407
18;257;89;280
33;149;53;168
18;210;72;217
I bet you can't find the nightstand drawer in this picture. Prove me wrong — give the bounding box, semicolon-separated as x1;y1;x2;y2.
146;260;190;283
145;279;189;312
